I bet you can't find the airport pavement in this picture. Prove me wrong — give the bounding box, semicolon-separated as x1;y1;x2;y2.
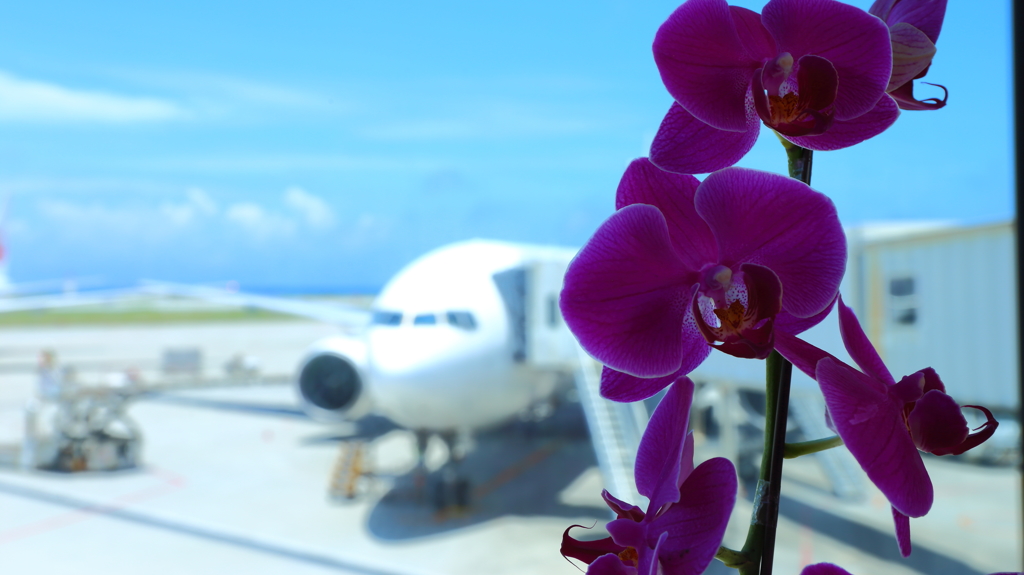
0;321;1020;575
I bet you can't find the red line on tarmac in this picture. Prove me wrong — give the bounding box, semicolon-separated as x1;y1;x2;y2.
799;523;814;567
0;466;187;545
472;441;562;500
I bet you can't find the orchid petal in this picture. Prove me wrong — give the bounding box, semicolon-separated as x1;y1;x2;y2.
890;371;927;404
635;378;694;512
889;80;947;110
774;294;837;335
647;457;737;575
774;330;835;381
870;0;947;43
918;367;946;394
560;204;694;377
678;431;695;489
892;506;912;557
607;516;647;550
762;0;892;121
600;334;711;402
801;564;855;575
653;0;763;132
588;553;636;575
615;158;717;270
729;5;777;59
562;527;626;565
931;405;999;456
650;102;760;176
816;357;933;517
795;55;839;114
887;23;936;92
696;167;845;318
785;94;900;151
908;389;969;454
639;531;668;575
603;489;647;522
837;296;895;385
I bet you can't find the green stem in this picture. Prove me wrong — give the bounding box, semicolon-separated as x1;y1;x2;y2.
779;133;814;183
715;546;753;570
758;351;793;575
738;351;790;575
784;436;844;459
743;134;812;575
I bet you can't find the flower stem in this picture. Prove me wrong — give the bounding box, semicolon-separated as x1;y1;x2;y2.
784;436;844;459
738;350;792;575
778;133;814;183
758;350;793;575
754;135;813;575
715;546;753;569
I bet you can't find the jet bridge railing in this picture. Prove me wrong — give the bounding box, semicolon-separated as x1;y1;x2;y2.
788;389;864;501
573;346;648;511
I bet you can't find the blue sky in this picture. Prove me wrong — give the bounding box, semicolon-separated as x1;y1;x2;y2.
0;0;1013;292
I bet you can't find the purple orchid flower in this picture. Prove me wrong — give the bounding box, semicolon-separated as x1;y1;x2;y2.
649;0;899;175
775;297;998;557
801;565;855;575
560;159;845;402
869;0;949;110
561;378;736;575
801;563;1023;575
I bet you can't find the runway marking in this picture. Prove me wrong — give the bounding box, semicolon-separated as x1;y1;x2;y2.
0;478;418;575
0;466;186;545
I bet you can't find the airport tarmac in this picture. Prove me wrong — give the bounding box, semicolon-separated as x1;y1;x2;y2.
0;320;1021;575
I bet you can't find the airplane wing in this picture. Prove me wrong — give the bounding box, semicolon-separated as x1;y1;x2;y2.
140;281;372;328
0;287;149;313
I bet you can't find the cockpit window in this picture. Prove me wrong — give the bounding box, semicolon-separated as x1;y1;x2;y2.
446;311;477;330
371;310;402;326
413;313;437;325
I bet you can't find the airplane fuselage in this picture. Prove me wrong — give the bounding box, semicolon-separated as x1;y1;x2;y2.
297;240;577;433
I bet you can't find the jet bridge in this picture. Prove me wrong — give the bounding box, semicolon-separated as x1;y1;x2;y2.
491;257;583;369
493;256;651;506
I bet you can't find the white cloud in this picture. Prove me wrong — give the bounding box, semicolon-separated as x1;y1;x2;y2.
284;186;334;230
186;187;218;216
0;70;184;123
158;187;218;226
159;202;195;226
36;199;173;241
225;202;295;238
112;69;348;112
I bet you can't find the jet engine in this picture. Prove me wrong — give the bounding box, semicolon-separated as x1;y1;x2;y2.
296;336;372;422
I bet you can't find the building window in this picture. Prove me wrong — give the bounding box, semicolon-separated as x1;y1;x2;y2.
888;277;917;325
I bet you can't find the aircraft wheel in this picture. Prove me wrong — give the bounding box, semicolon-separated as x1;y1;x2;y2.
431;475;471;510
454;478;471;508
432;477;448;510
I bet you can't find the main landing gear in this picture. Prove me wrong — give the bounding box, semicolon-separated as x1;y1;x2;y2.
412;429;472;511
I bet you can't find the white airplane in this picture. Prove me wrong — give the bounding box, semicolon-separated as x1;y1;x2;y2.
144;239;589;504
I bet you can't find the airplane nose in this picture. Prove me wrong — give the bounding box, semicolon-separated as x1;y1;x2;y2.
298;354;362;411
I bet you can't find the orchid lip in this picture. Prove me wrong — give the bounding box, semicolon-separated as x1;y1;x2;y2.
691;263;782;360
700;264;734;304
763;52;794;96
